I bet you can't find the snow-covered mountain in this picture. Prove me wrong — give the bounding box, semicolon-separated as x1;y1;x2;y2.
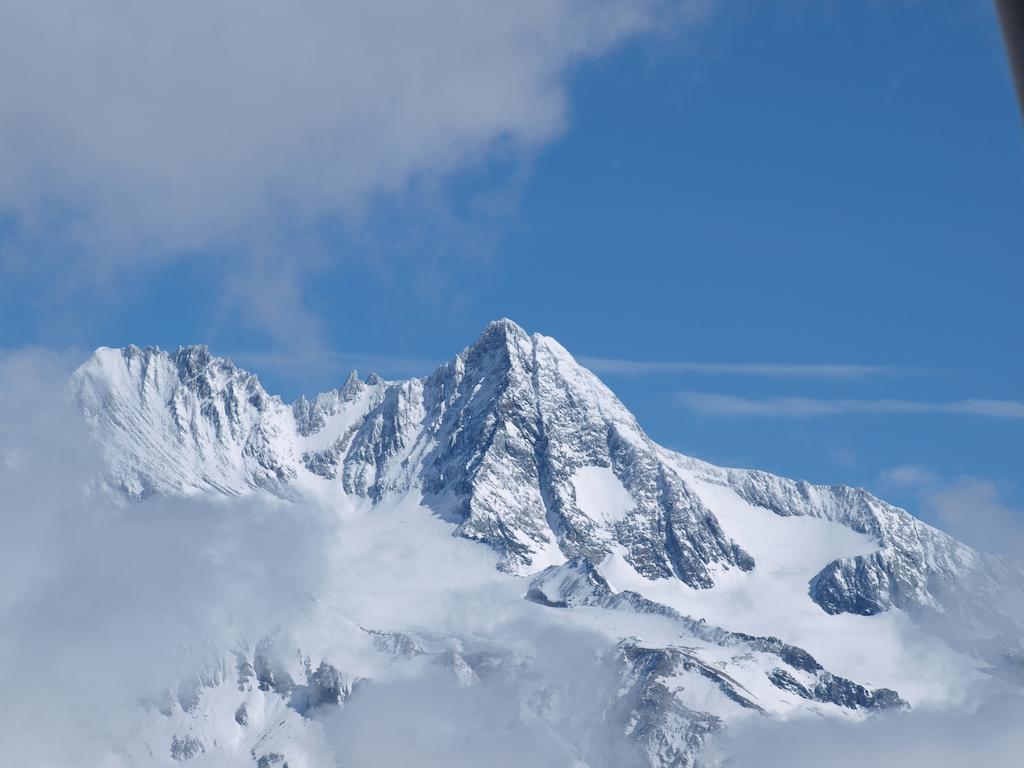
68;319;1024;767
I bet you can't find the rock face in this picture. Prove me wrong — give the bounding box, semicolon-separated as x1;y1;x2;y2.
67;319;1024;768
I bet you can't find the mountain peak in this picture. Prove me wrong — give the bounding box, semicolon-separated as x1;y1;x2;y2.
481;317;528;339
57;325;1024;768
461;318;531;361
68;326;1024;658
170;344;218;380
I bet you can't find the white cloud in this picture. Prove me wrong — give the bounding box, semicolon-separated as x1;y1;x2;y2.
0;1;716;350
676;392;1024;419
928;478;1024;558
0;1;672;246
724;694;1024;768
580;357;915;378
315;619;629;768
0;0;705;345
880;464;942;488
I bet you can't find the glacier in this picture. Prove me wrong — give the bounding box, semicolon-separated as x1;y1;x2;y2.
52;318;1024;767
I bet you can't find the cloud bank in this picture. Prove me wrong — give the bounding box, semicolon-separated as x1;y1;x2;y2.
725;694;1024;768
0;1;690;257
0;1;709;346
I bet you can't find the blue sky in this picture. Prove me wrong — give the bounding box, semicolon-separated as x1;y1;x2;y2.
1;1;1021;535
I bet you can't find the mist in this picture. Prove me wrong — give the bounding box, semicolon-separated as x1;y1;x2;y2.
724;693;1024;768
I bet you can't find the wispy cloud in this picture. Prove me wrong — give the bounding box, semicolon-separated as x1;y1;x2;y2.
677;392;1024;419
580;357;920;379
879;465;942;488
